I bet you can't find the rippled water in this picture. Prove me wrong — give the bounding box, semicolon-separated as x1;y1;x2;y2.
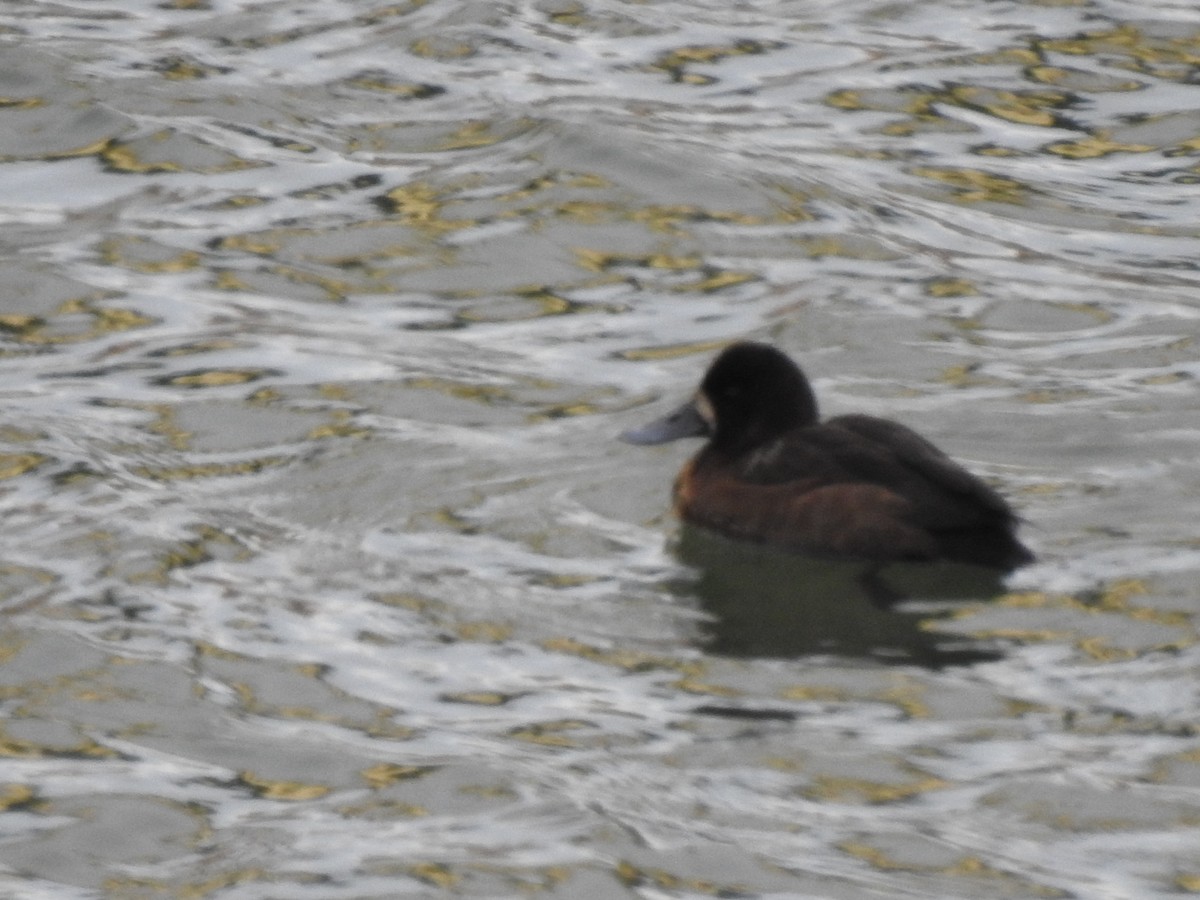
2;0;1200;896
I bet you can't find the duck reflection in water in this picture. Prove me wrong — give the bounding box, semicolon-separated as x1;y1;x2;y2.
672;527;1010;667
621;342;1034;667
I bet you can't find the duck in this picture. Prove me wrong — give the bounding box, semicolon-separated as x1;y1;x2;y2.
621;342;1034;571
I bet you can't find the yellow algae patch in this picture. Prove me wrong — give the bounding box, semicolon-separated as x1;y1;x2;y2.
937;364;991;389
125;528;249;585
438;119;532;151
1091;578;1148;610
211;193;270;209
0;453;47;480
1019;387;1095;404
554;199;619;224
974;144;1024;157
339;798;428;818
44;136;113;161
0;426;41;443
409;862;460;888
309;408;372;440
106;868;275;898
457;290;575;322
455;621;513;643
441;691;516;706
1139;372;1192;386
260;262;352;301
1046;134;1155;159
1170;135;1200;155
925;277;978;297
880;678;931;719
825;89;867;110
410;36;475;59
1177;874;1200;893
0;726;117;760
616;339;729;362
194;641;247;663
0;784;34;810
307;421;372;440
1039;23;1192;64
362;763;438;789
381;598;444;630
649;39;783;83
615;860;746;896
154;338;246;358
0;313;41;333
238;771;331;801
101;132;260;175
454;784;515;803
159;57;214;80
840;840;912;870
507;719;593;748
404;376;511;403
994;590;1068;610
911;166;1029;204
675;269;757;293
1077;637;1135;663
0;300;155;345
213;270;250;292
632;204;770;233
379;182;471;234
1051;301;1114;324
364;719;417;741
246;386;282;405
542;635;702;675
947;86;1070;128
132;456;290;482
92;306;156;333
528;401;605;421
839;842;1065;895
345;74;443;98
0;96;43;110
671;676;740;697
1005;697;1052;717
1023;62;1070;81
1026;65;1142;92
799;236;853;260
212;232;285;255
527;571;605;588
948;583;1198;658
158;368;277;388
133;402;191;450
573;247;703;273
0;565;57;606
779;684;850;703
569;248;615;272
805;771;949;804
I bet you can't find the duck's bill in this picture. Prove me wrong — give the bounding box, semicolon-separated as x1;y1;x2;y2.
620;399;711;445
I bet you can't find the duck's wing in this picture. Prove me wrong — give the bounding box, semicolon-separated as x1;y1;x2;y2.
829;414;1014;515
739;414;1015;526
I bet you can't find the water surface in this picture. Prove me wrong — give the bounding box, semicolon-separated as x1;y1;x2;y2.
2;0;1200;896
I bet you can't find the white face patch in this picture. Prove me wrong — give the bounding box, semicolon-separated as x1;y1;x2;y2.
695;392;716;429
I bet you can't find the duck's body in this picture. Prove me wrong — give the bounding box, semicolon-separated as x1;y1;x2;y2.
622;342;1033;570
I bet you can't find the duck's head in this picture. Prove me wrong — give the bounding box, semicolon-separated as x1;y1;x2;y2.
621;342;819;455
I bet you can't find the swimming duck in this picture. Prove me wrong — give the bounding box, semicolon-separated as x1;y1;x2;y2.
621;342;1033;570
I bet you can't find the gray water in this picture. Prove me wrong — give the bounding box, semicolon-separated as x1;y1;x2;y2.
2;0;1200;896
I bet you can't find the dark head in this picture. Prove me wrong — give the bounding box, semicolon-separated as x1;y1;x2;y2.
621;342;819;454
